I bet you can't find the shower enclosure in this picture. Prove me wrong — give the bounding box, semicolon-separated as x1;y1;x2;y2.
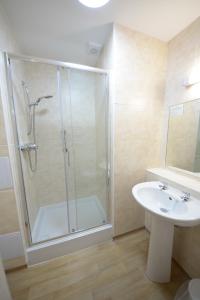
6;54;110;245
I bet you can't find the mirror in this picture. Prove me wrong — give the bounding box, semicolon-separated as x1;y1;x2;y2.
166;99;200;173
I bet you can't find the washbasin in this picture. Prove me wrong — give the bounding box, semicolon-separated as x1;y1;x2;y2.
132;181;200;226
132;181;200;283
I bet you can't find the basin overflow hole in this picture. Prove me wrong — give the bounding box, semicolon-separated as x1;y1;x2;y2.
160;208;169;213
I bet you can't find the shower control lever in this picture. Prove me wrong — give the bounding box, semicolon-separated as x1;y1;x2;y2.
19;143;38;152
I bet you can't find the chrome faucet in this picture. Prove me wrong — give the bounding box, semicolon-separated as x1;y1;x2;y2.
158;182;168;191
180;192;190;202
19;143;38;151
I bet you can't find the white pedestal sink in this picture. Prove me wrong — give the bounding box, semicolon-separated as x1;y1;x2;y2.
132;181;200;283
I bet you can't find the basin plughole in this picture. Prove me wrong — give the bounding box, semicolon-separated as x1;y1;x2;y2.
132;181;200;283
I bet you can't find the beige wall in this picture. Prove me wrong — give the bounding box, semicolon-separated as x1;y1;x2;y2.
99;24;167;236
99;20;200;278
164;17;200;277
0;5;20;235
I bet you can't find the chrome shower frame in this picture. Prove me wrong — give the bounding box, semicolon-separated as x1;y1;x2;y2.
3;52;112;247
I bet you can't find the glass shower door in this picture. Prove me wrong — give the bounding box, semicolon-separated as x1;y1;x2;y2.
8;56;109;245
9;59;70;244
60;67;109;233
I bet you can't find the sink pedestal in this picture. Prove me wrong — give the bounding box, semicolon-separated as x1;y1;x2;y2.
146;215;174;283
132;181;200;283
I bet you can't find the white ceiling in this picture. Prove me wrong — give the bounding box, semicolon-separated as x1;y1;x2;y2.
1;0;200;66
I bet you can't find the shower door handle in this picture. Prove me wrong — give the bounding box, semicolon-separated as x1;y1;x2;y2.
63;130;70;167
66;148;70;167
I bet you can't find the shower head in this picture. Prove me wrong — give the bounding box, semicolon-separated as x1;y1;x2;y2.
30;95;53;106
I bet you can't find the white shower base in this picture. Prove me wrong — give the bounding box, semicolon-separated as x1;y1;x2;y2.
32;195;106;243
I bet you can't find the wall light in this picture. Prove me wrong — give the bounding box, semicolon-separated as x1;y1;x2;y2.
184;58;200;87
183;78;200;87
78;0;111;8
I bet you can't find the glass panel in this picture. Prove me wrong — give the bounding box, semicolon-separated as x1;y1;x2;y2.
166;100;200;173
9;60;69;244
61;68;109;232
59;67;77;233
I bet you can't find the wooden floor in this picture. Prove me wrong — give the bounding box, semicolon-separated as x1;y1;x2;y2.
7;229;188;300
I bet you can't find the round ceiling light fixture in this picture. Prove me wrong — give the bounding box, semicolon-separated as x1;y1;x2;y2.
78;0;111;8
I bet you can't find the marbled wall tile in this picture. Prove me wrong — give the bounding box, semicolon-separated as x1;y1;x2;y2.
112;24;167;235
164;17;200;278
0;145;9;156
0;189;19;234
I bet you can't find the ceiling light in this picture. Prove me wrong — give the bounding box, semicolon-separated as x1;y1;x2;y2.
78;0;111;8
